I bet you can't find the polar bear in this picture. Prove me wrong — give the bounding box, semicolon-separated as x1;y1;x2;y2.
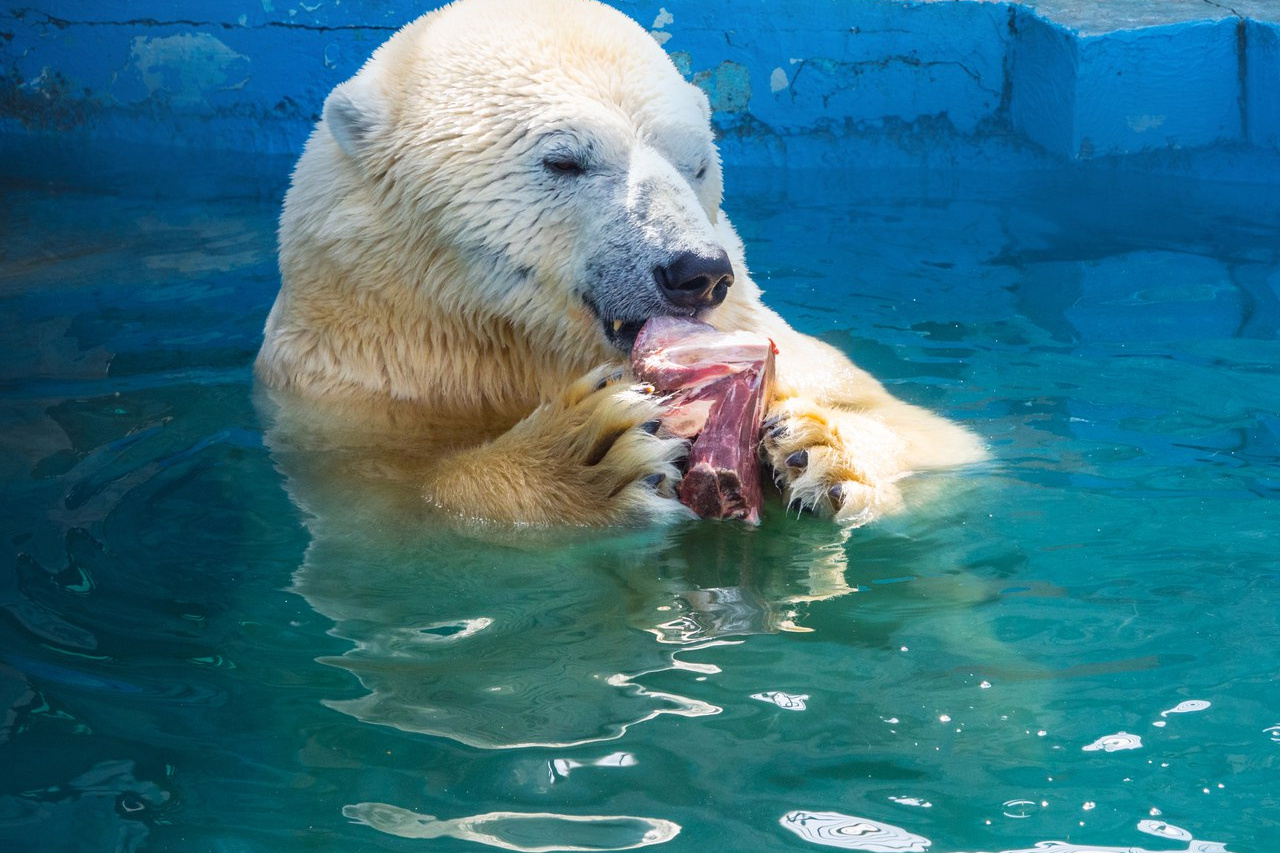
255;0;986;526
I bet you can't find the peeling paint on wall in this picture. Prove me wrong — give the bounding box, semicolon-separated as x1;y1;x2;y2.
1;0;1279;169
649;7;673;46
127;34;251;106
693;60;751;114
1;64;101;132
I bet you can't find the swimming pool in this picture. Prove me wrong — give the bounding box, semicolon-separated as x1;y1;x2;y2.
2;138;1277;851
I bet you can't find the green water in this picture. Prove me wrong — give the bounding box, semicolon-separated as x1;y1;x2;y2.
1;145;1278;852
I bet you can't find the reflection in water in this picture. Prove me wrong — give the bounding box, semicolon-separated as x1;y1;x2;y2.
1160;700;1211;717
343;803;680;851
0;759;170;853
302;524;727;748
551;750;637;780
645;522;854;643
267;395;861;750
6;154;1279;852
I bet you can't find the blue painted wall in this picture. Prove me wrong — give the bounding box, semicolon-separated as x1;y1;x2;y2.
3;1;1279;175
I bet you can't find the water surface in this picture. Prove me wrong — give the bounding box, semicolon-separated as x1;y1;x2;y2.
1;144;1278;852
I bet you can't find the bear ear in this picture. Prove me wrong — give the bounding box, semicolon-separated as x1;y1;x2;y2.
688;82;712;124
323;74;387;160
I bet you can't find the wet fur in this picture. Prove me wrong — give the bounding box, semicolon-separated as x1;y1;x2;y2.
256;0;985;526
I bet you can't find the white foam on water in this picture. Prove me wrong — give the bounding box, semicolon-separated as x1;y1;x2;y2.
887;796;932;808
779;811;930;851
1137;819;1193;840
1082;731;1143;752
778;809;1240;853
1160;700;1211;717
752;690;809;710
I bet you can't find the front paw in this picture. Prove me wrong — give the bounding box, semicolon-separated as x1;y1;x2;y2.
554;364;692;512
430;364;691;526
761;398;907;525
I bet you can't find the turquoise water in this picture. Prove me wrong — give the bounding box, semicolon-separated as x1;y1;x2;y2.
2;143;1278;852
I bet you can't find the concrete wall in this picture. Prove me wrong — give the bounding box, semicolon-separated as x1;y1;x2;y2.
3;0;1279;174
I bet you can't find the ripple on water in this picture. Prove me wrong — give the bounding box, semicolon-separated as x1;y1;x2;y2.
1000;799;1043;819
550;751;637;780
342;803;680;851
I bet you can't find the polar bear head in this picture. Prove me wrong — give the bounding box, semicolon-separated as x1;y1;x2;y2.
270;0;749;403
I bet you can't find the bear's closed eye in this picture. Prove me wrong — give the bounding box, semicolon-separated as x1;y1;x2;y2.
543;155;587;176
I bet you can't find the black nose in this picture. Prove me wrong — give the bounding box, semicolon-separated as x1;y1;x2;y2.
655;248;734;310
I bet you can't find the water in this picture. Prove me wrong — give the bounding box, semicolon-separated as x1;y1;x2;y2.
2;142;1279;852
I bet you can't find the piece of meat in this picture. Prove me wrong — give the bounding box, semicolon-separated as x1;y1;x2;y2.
631;316;777;523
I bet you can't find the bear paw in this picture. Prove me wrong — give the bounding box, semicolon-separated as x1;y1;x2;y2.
427;364;691;526
761;398;908;526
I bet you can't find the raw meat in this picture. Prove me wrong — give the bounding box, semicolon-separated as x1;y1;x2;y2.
631;316;777;523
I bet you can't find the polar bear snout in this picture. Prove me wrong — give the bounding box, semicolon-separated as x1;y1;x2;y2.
655;248;734;310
